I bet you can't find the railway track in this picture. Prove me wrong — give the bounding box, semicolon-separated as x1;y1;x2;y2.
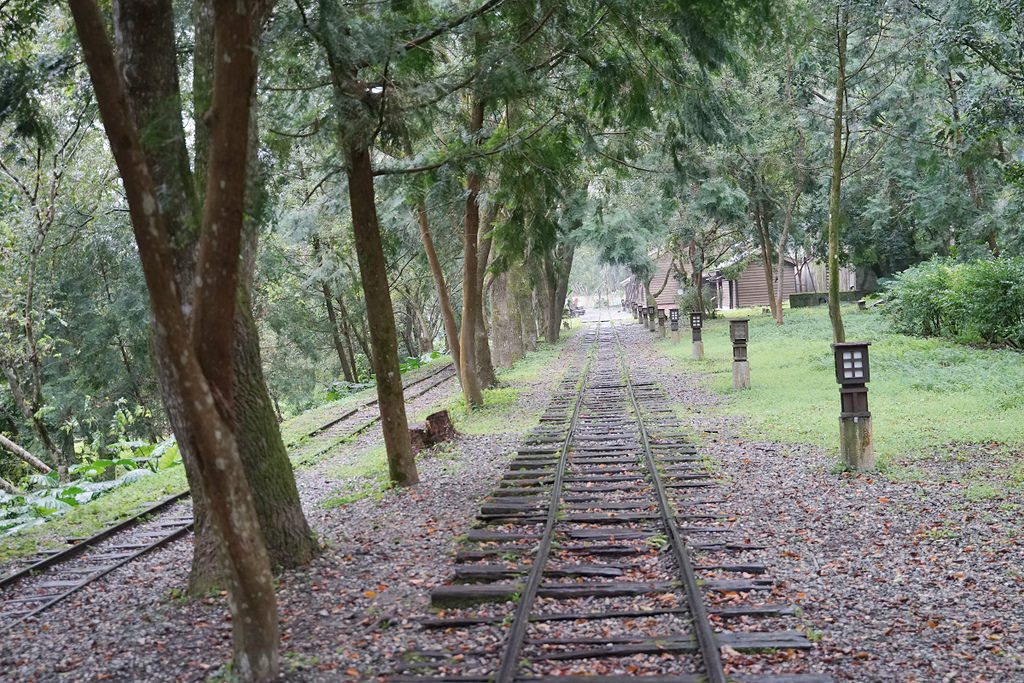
393;322;831;681
290;361;458;464
0;361;459;633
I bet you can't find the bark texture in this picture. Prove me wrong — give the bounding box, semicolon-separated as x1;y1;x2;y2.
70;0;280;677
510;263;538;352
459;96;486;407
827;10;848;344
110;0;315;594
347;143;417;486
490;270;524;368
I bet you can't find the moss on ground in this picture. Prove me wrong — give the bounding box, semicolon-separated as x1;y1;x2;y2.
0;466;187;564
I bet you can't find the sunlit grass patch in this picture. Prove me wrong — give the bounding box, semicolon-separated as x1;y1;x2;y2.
655;305;1024;469
0;466;187;564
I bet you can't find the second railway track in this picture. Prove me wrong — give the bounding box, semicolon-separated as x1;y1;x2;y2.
0;360;459;633
393;322;831;681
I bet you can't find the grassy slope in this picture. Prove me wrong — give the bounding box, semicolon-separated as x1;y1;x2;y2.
0;357;456;564
655;305;1024;464
319;326;582;509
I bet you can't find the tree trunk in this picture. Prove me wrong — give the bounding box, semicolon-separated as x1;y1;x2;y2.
490;270;523;367
753;199;779;321
1;364;63;477
945;74;998;255
540;243;576;343
474;209;498;387
509;262;537;352
459;95;486;407
530;259;552;344
347;142;417;486
72;0;280;678
193;0;320;590
335;297;362;382
552;243;575;340
406;296;435;355
323;282;355;382
408;143;461;378
827;9;848;344
0;475;22;495
0;433;51;474
233;295;318;570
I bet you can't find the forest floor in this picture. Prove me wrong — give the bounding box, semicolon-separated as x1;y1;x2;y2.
2;311;1022;681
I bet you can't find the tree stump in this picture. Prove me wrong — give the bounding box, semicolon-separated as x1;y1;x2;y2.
409;410;458;454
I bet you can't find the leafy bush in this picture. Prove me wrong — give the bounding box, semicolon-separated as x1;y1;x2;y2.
885;257;955;337
886;256;1024;347
676;284;718;317
0;446;167;537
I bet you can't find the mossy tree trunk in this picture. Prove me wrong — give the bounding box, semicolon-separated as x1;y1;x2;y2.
827;8;848;344
347;142;417;486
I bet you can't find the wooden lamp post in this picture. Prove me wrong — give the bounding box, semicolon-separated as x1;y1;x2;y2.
730;318;750;390
657;309;667;339
833;341;875;471
669;308;680;344
690;311;704;359
647;305;657;332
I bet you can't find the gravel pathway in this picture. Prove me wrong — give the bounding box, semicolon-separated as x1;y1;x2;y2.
621;320;1024;682
0;331;585;682
3;316;1022;682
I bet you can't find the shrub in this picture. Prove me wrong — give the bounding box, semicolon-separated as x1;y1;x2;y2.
885;257;955;337
886;256;1024;347
676;284;718;317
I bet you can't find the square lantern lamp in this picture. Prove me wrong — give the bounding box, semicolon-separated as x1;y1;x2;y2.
833;341;870;385
730;318;749;362
689;312;703;330
647;305;656;319
729;318;749;343
669;308;680;331
832;341;871;417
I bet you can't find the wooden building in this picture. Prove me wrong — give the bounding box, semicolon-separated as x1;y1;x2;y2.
624;248;857;312
713;255;857;310
623;252;687;314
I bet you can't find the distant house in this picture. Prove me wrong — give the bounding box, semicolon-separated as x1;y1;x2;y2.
624;249;857;312
712;254;856;310
623;252;687;314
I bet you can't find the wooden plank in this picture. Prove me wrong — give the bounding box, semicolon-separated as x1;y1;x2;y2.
430;582;524;606
703;578;773;592
730;676;833;683
718;630;813;650
560;512;660;524
696;563;767;574
536;580;677;599
710;604;797;618
528;640;695;661
519;678;701;683
564;528;656;541
465;530;539;541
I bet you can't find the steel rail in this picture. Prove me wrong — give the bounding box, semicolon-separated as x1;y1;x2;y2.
1;363;459;602
612;322;727;683
295;364;459;464
6;519;193;630
0;490;191;590
494;323;601;683
302;361;457;439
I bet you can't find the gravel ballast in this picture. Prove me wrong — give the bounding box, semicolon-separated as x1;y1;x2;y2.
2;314;1022;681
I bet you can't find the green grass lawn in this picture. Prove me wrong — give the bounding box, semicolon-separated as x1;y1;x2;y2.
655;304;1024;466
0;466;188;564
